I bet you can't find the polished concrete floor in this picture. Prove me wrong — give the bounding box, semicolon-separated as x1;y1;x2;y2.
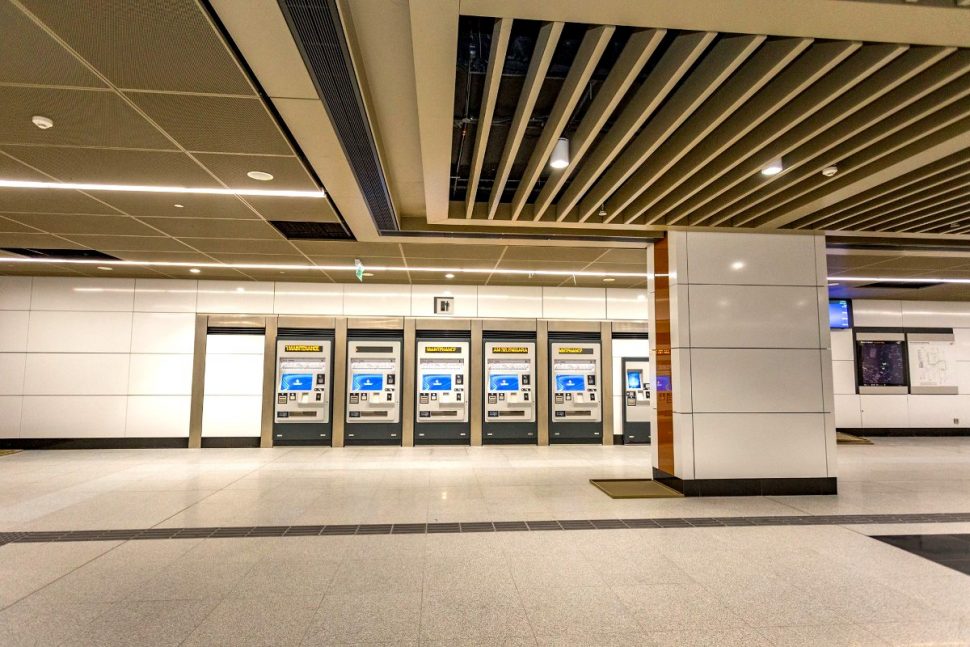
1;438;969;645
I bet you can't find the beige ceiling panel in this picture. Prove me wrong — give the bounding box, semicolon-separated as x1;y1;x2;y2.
207;252;310;265
294;241;402;257
583;262;651;275
17;0;255;95
191;153;318;191
567;276;646;289
0;217;37;233
241;195;339;222
128;93;292;155
0;87;176;150
400;242;506;260
0;188;119;215
495;259;600;273
139;217;284;239
5;147;218;187
305;255;398;268
5;213;161;236
179;238;296;254
109;250;215;263
0;1;105;88
500;246;606;263
243;268;334;283
594;248;648;265
63;234;194;252
97;192;261;220
863;255;970;271
402;258;498;271
73;265;171;279
0;232;86;248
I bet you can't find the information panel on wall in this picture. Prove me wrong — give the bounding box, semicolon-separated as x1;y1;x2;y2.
856;332;908;395
907;332;959;395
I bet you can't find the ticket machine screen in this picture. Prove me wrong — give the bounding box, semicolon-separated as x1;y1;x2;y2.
352;373;383;391
626;370;642;390
422;374;452;391
489;374;519;391
280;373;313;391
556;374;586;392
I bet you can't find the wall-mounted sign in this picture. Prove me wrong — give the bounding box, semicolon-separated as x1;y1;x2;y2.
907;332;958;395
434;296;454;314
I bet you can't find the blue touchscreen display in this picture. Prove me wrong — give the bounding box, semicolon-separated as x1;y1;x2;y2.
555;374;585;392
829;299;851;329
626;370;642;390
352;373;383;391
280;373;312;391
489;374;519;391
656;376;672;392
422;374;452;391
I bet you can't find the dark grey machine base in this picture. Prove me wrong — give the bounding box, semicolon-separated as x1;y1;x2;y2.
414;422;470;445
622;422;651;445
483;421;537;445
0;438;189;450
273;422;332;446
344;423;402;446
550;422;602;444
653;468;838;497
840;427;970;437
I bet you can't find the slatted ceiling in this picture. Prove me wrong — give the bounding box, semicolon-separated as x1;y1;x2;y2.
578;34;766;223
897;200;970;232
552;31;716;223
531;29;664;222
509;25;614;221
487;21;563;220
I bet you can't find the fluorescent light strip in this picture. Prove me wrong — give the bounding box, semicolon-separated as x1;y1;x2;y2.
0;179;325;199
833;276;970;284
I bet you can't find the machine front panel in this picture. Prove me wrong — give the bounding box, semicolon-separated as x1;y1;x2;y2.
550;342;602;424
484;342;536;424
274;340;332;425
623;360;651;424
415;341;469;423
346;340;401;424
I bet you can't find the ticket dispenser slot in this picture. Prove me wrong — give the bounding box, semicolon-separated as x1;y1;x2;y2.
549;336;603;443
273;333;334;445
345;332;403;445
483;337;537;444
414;334;470;444
621;357;651;445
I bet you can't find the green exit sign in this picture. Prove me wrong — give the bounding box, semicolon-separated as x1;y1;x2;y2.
354;258;364;282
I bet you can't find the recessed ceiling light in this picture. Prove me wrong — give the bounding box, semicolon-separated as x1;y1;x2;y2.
235;287;245;293
731;261;745;270
247;171;274;181
189;268;201;274
549;137;570;169
31;115;54;130
598;204;607;217
445;273;455;279
0;179;323;198
97;266;112;271
603;277;615;283
761;158;783;176
173;203;184;208
821;165;839;178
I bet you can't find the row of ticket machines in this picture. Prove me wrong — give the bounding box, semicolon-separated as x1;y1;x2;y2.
272;329;650;446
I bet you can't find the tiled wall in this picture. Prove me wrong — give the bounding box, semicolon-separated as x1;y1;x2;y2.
0;276;646;440
833;299;970;430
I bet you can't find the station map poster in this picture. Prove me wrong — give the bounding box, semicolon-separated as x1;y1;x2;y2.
858;340;907;387
907;333;959;395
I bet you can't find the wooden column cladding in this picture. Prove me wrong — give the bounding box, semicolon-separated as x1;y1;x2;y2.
653;237;674;474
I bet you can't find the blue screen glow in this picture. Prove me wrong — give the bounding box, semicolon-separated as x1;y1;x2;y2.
280;373;312;391
829;299;851;329
352;373;383;391
489;374;519;391
422;374;452;391
626;370;642;390
555;374;585;392
656;376;671;392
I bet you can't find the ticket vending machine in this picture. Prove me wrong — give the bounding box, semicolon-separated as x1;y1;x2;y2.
483;336;536;444
621;357;650;444
549;335;603;443
414;333;470;444
273;332;334;445
345;332;403;445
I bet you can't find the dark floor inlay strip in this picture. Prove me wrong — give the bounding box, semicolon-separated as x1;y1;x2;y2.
3;512;970;545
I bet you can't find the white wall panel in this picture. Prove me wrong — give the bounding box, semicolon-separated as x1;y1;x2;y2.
692;413;827;479
0;353;25;395
687;285;820;348
27;311;132;353
205;333;264;354
343;283;411;316
860;395;908;428
832;360;856;395
953;330;970;362
542;287;606;319
128;355;193;395
126;396;190;437
0;277;31;310
131;313;196;353
820;349;833;414
906;395;970;428
410;285;477;317
852;300;902;328
958;362;970;393
274;282;342;315
201;395;261;437
670;348;693;414
834;394;862;428
133;279;197;313
24;354;129;395
196;281;274;313
477;286;541;318
672;412;694;480
606;289;647;321
0;311;29;352
0;396;21;438
204;354;263;395
690;349;823;413
902;301;970;329
685;232;819;286
831;329;854;362
31;277;134;311
21;396;127;438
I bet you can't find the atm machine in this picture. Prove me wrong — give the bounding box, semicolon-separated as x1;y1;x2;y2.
414;332;470;444
549;334;603;443
621;357;650;444
273;331;334;445
483;335;536;443
345;331;402;445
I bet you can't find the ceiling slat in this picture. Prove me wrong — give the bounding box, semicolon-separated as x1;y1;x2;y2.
485;21;563;220
530;28;664;222
509;24;614;221
464;18;511;219
552;31;715;222
835;174;970;231
888;197;970;232
596;38;811;225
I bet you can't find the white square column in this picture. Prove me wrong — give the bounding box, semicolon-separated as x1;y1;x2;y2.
650;232;836;496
